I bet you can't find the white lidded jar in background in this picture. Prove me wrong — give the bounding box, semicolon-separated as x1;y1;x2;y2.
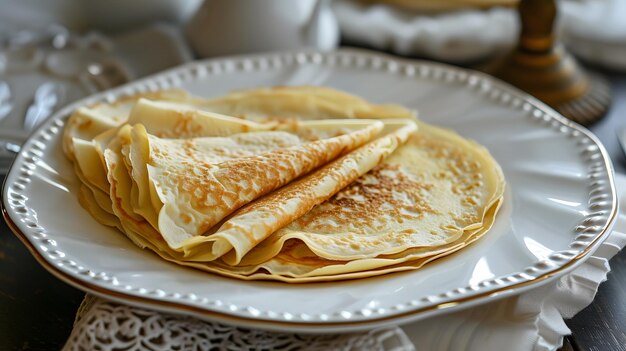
185;0;339;57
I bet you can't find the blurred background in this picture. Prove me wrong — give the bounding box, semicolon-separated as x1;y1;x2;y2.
1;0;624;166
0;0;624;165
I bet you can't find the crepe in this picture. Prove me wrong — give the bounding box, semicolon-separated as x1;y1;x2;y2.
128;121;384;249
251;121;505;262
100;118;501;282
197;86;416;121
70;98;277;226
172;121;505;281
63;86;415;161
137;183;502;283
86;98;389;254
174;198;502;282
63;90;194;161
66;86;505;283
182;120;418;263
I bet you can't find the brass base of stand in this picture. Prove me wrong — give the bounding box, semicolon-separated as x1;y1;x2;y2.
493;45;611;126
556;72;611;126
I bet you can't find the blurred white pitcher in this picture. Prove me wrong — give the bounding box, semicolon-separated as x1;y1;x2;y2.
185;0;339;57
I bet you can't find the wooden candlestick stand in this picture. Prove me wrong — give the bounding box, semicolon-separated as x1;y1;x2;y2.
493;0;611;125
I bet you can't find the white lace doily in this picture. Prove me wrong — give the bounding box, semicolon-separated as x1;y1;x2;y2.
63;295;414;351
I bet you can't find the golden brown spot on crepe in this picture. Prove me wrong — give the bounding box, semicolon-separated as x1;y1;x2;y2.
171;111;204;137
295;164;436;232
183;140;197;160
77;118;93;130
463;196;478;206
454;212;480;224
180;213;192;224
265;116;296;123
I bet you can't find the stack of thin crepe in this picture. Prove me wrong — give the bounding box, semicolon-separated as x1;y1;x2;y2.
64;86;505;282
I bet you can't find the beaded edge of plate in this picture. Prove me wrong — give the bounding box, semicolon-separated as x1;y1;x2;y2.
4;49;616;323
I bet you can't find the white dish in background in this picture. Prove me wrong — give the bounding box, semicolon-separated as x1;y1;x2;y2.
2;49;617;333
185;0;339;57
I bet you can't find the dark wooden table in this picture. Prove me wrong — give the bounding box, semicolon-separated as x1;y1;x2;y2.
1;73;625;351
0;201;84;350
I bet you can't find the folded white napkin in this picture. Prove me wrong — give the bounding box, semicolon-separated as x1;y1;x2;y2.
63;175;626;351
333;0;626;70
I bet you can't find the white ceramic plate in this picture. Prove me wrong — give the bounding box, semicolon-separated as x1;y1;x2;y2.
2;49;617;333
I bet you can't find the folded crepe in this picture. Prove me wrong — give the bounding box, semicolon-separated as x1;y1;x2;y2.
69;98;276;226
64;86;415;161
75;97;391;251
63;90;194;161
125;117;384;249
166;121;505;282
182;120;418;262
125;120;503;282
101;118;425;278
67;87;505;283
176;198;502;282
247;121;505;262
197;86;417;121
